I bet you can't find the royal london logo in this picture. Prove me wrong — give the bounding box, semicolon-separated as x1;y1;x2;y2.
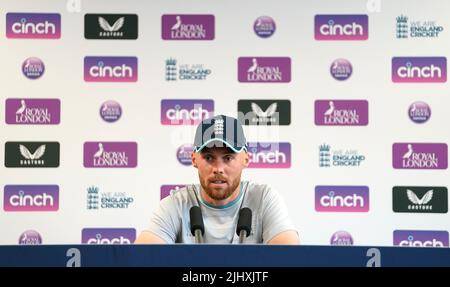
83;142;138;168
319;144;365;167
6;98;60;125
238;57;291;83
165;58;212;81
162;14;215;40
392;143;448;169
396;15;444;39
315;100;368;126
87;186;134;210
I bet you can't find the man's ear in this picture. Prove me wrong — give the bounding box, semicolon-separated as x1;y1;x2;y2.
191;152;198;168
242;151;250;167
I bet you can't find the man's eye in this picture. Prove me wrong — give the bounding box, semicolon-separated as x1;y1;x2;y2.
205;156;213;161
224;156;233;161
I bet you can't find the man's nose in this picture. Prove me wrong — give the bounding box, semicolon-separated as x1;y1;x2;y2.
212;160;225;174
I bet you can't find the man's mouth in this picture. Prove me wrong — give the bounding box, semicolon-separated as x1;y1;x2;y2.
210;180;226;184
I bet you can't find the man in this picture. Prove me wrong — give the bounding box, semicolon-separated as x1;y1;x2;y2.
135;115;299;244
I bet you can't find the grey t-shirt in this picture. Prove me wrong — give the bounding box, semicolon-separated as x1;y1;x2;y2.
146;181;297;244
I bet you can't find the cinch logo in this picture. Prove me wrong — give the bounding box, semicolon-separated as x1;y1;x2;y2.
6;13;61;39
84;14;138;39
315;186;369;212
314;15;368;40
392;57;447;83
81;228;136;244
237;99;291;126
162;14;215;40
315;100;368;126
4;142;60;167
393;186;448;213
238;57;291;83
392;143;448;169
4;185;59;212
247;142;291;168
161;99;214;125
394;230;449;247
160;185;187;200
84;56;138;82
83;142;137;168
6;98;60;125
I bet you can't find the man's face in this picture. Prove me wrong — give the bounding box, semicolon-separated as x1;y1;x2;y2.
192;146;249;201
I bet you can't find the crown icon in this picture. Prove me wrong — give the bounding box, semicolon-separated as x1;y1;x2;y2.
319;144;331;152
166;58;177;65
396;15;408;23
87;186;99;194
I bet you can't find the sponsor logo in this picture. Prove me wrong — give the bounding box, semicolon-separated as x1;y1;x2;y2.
84;56;138;82
315;100;368;126
4;142;60;167
394;230;449;247
83;142;138;168
99;100;122;123
330;231;353;246
247;142;291;168
81;228;136;244
393;186;448;213
18;230;42;245
238;99;291;125
87;186;134;210
5;98;60;125
319;144;365;167
238;57;291;83
6;13;61;39
396;15;444;39
315;15;368;40
392;57;447;83
161;99;214;125
165;58;212;81
254;16;276;38
84;14;138;39
177;144;194;166
408;101;431;124
315;186;369;212
160;185;187;200
392;143;448;169
162;14;214;40
22;57;45;79
4;185;59;212
330;59;352;80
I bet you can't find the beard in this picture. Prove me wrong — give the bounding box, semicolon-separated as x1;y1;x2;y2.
199;174;241;201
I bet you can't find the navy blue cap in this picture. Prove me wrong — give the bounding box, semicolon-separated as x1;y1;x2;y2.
193;115;247;153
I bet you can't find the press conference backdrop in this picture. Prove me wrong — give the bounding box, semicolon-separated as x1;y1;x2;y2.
0;0;449;247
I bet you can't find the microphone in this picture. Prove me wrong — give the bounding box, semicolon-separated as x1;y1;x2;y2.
236;208;252;244
189;206;204;244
